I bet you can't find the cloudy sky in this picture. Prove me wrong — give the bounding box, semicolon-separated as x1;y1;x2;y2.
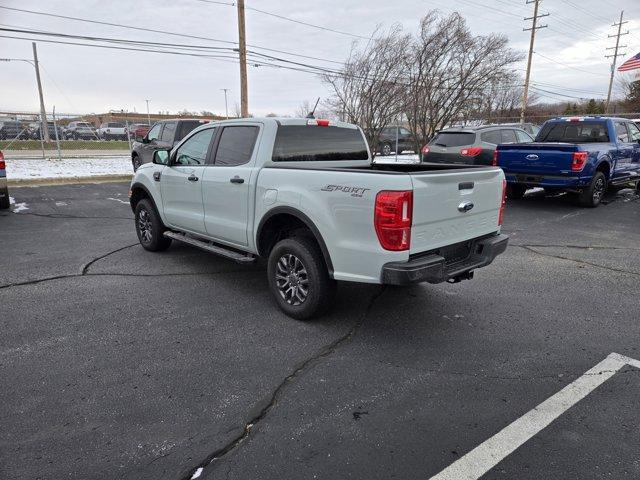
1;0;639;117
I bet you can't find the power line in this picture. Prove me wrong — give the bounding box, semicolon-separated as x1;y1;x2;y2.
0;5;344;65
195;0;373;40
533;51;609;77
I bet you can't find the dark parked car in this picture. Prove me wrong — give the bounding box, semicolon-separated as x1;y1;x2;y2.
0;150;9;209
131;119;210;170
377;126;416;156
421;125;534;165
493;122;541;137
0;120;29;140
32;122;64;141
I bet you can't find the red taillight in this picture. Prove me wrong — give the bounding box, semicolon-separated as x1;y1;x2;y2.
571;151;588;171
421;145;430;155
498;179;506;226
461;147;482;157
492;149;499;166
316;119;330;126
374;190;413;251
0;150;4;170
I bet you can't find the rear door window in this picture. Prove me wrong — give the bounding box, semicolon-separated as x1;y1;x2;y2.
480;130;501;145
215;126;259;166
147;123;162;141
431;132;475;147
160;122;177;143
500;129;518;144
537;122;610;143
272;125;368;162
177;121;203;141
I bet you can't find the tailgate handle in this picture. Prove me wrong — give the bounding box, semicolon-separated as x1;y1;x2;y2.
458;182;474;190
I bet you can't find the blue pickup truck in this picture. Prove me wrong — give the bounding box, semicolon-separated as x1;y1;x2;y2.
495;117;640;207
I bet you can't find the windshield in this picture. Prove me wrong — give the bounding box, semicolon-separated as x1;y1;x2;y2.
272;125;368;162
430;132;476;147
78;123;92;128
537;121;609;143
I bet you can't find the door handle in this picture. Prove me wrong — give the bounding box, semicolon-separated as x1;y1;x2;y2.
230;176;245;184
188;174;199;182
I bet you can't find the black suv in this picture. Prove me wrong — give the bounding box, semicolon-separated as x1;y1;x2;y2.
131;119;209;171
378;126;415;156
421;125;534;165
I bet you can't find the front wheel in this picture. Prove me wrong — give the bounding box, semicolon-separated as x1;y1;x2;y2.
132;156;141;171
134;199;172;251
380;142;392;156
267;236;336;320
578;172;607;207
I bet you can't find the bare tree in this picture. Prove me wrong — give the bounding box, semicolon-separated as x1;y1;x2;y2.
402;12;523;150
322;25;410;157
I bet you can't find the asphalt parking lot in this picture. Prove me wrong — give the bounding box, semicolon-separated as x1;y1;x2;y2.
2;182;639;480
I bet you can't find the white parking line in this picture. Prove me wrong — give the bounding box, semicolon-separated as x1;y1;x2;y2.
429;352;640;480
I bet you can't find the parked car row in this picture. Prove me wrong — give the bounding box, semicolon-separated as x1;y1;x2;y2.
419;116;640;208
0;119;156;142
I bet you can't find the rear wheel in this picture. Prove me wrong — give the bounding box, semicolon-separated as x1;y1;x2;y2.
506;184;527;200
267;236;336;320
578;172;606;207
134;199;172;251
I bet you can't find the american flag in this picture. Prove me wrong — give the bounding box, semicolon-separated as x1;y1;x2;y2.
618;52;640;72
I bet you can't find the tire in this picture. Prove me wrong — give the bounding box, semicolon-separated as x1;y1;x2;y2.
134;199;172;251
267;236;336;320
577;171;607;207
73;133;78;141
132;155;141;172
506;184;527;200
380;142;392;156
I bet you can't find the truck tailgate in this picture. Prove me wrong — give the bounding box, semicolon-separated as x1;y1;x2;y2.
409;168;503;254
497;143;578;174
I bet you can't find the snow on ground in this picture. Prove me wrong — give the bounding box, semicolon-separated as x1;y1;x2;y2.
9;196;29;213
5;156;132;180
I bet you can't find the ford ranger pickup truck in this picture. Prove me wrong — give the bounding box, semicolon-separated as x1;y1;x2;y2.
495;116;640;207
129;118;508;319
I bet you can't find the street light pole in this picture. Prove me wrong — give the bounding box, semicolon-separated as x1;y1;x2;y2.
221;88;230;119
145;99;151;125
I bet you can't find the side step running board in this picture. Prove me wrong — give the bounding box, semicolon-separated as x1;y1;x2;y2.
163;231;256;264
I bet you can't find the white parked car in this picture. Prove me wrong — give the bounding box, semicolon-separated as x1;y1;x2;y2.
97;122;127;141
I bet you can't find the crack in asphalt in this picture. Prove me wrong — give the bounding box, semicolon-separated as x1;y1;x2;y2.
179;286;388;480
80;243;140;275
13;212;133;220
515;244;640;277
511;243;640;252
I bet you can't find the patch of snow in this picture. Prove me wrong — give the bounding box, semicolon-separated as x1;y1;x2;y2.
107;197;129;204
12;202;29;213
5;156;132;180
9;196;15;205
191;467;203;479
55;201;68;206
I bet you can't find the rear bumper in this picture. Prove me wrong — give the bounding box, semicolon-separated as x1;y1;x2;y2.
381;234;508;285
504;173;588;188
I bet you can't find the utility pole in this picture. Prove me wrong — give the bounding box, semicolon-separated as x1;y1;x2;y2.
237;0;249;117
221;88;230;119
145;99;151;125
32;42;50;142
520;0;548;125
605;11;628;113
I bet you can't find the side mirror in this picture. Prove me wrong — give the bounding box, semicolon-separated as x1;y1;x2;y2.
142;136;150;144
153;150;170;165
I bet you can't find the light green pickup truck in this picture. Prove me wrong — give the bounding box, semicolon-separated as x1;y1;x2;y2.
128;118;508;319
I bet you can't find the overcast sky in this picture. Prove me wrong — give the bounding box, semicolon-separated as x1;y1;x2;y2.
1;0;639;117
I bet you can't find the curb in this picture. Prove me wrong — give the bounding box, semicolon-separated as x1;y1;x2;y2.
7;174;133;187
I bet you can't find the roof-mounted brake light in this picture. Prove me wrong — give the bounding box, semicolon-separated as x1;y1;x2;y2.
307;119;330;127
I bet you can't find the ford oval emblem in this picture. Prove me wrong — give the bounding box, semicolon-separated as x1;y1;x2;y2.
526;154;539;160
458;201;474;213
